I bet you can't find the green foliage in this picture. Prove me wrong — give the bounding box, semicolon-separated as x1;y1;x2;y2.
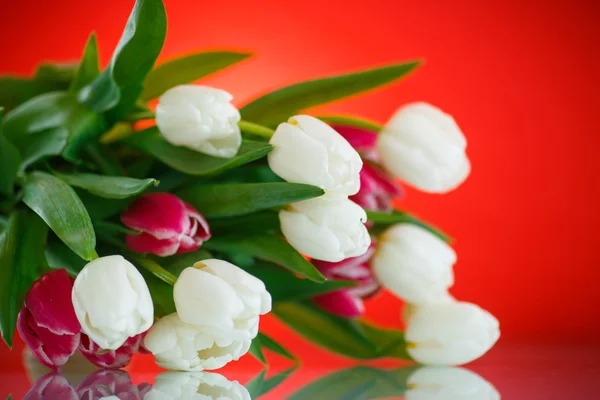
318;114;383;132
45;239;86;276
55;172;158;199
69;33;100;92
366;210;451;242
0;108;20;195
246;368;296;399
0;210;49;348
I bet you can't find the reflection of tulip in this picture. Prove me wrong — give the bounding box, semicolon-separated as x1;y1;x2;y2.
280;195;371;262
405;302;500;366
24;373;78;400
145;371;250;400
121;193;211;257
156;85;242;158
76;369;145;400
406;367;500;400
174;260;272;341
268;115;363;196
78;333;144;369
17;269;81;370
72;255;154;350
312;244;379;318
351;162;402;212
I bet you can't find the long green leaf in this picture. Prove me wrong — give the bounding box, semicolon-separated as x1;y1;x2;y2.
18;127;68;173
209;211;281;236
80;0;166;120
318;115;383;132
0;108;20;195
249;338;267;364
204;234;326;282
240;61;420;126
257;332;297;361
366;210;451;242
69;33;100;92
0;210;49;348
55;172;157;199
125;127;272;176
22;171;96;260
142;51;252;100
177;182;324;218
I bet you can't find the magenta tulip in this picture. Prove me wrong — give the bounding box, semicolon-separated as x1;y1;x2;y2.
76;369;144;400
312;244;379;318
121;193;211;256
351;162;402;211
333;125;378;151
24;373;78;400
78;333;143;369
17;269;81;370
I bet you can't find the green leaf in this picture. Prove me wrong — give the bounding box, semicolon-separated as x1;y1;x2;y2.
366;210;451;242
124;127;272;176
158;249;213;277
69;33;100;92
77;190;131;221
0;210;48;348
138;267;175;318
80;0;166;120
209;211;281;236
240;61;420;127
142;51;252;100
22;171;96;260
245;370;266;398
177;182;324;218
318;115;383;132
45;239;86;276
249;262;356;302
0;108;21;195
204;234;326;282
246;368;296;399
54;172;157;199
257;332;297;361
127;253;177;286
18;127;68;173
249;337;267;364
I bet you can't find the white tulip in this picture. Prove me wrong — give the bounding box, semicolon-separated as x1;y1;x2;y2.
371;224;456;305
173;260;272;340
71;255;153;350
376;102;470;193
144;371;250;400
280;195;371;262
268;115;363;196
143;313;250;372
406;302;500;366
156;85;242;158
406;367;500;400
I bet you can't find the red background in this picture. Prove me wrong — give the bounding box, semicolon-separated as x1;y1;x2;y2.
1;0;599;375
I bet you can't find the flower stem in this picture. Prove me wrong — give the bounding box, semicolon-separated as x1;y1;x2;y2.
239;120;275;139
317;115;384;133
127;253;178;286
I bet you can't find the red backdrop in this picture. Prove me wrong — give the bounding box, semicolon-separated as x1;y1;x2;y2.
1;0;599;367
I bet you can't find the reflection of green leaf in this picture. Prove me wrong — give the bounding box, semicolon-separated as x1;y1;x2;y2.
249;338;267;364
257;332;297;361
367;210;451;243
246;368;296;399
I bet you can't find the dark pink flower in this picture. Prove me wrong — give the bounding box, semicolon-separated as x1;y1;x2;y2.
78;333;143;369
121;193;211;257
333;125;378;151
17;269;81;370
312;244;379;318
351;162;402;211
24;373;78;400
76;370;143;400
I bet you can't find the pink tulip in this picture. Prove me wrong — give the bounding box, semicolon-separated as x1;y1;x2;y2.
78;333;143;369
17;269;81;370
334;125;378;151
351;162;402;211
76;370;144;400
312;244;380;318
24;373;78;400
121;193;211;257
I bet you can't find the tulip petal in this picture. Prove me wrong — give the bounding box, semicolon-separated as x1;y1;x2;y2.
79;333;143;369
126;232;182;256
333;125;378;150
24;373;78;400
121;193;188;239
313;291;365;318
184;203;212;243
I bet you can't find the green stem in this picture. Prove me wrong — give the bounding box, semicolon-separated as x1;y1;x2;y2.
239;120;275;139
127;252;178;286
318;115;384;133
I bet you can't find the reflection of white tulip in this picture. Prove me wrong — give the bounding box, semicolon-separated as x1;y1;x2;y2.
156;85;242;158
371;224;456;305
71;255;153;350
406;302;500;366
173;260;272;341
143;313;251;372
402;292;454;325
268;115;363;196
144;371;250;400
280;195;371;262
376;102;470;193
406;367;500;400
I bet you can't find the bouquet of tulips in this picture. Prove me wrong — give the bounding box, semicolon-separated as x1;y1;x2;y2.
0;0;500;372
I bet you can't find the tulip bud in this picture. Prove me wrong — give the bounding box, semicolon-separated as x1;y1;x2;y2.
406;367;500;400
121;193;211;257
173;260;271;340
145;371;250;400
371;224;456;305
280;195;371;262
156;85;242;158
268;115;363;196
17;269;81;370
333;125;378;152
351;162;402;212
76;369;143;399
405;302;500;366
143;313;251;371
376;102;470;193
78;333;143;369
72;255;154;350
24;373;78;400
312;244;379;318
